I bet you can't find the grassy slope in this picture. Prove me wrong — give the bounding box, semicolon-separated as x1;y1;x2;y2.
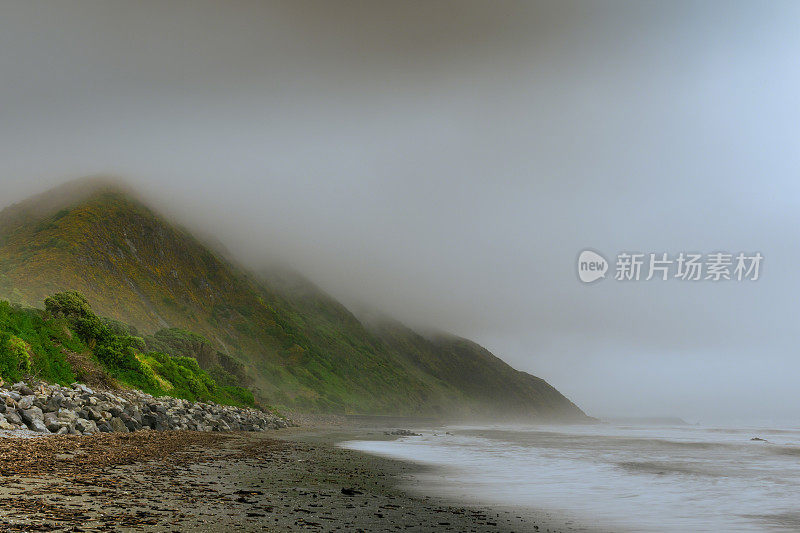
0;299;255;407
263;269;586;419
372;321;586;419
0;179;587;419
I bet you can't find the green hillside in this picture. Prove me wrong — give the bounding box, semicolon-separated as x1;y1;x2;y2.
0;291;255;407
262;268;586;419
0;178;587;420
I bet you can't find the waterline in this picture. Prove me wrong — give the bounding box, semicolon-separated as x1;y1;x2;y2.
341;423;800;532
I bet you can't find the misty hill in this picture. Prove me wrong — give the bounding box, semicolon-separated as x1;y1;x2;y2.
0;178;587;420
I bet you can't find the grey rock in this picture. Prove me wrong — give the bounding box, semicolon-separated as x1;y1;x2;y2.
110;417;129;433
13;382;34;396
0;415;16;430
17;395;34;410
28;418;50;433
73;383;94;395
44;393;64;412
142;413;159;429
75;418;98;434
0;380;290;435
57;408;78;424
4;410;22;425
387;429;422;436
21;407;44;425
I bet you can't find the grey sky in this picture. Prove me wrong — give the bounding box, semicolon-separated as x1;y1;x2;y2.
1;1;798;423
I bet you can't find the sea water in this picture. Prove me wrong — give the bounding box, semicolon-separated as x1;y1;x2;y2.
341;423;800;532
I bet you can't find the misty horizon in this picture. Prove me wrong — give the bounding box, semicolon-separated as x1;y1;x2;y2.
1;1;799;425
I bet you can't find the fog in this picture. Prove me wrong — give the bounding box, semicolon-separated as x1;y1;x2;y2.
1;1;798;424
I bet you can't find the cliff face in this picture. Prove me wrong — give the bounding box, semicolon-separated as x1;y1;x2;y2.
0;179;588;420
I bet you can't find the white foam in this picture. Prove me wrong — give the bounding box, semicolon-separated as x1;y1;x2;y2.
341;423;800;532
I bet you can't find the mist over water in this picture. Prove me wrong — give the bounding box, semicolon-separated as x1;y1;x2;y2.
343;423;800;532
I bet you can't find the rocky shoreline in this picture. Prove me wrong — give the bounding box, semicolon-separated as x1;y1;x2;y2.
0;429;559;532
0;381;288;435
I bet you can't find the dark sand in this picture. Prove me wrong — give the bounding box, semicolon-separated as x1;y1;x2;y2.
0;426;597;532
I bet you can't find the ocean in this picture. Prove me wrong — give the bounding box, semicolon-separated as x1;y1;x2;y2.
341;423;800;532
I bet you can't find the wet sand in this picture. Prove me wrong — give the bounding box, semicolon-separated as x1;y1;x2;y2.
0;427;593;532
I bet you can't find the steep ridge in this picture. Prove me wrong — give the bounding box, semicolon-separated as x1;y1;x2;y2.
0;178;588;420
264;270;586;420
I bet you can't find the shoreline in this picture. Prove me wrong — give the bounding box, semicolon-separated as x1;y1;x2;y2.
0;423;599;532
280;425;602;533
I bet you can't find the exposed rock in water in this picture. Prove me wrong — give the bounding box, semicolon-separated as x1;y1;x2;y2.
385;429;422;437
0;381;289;436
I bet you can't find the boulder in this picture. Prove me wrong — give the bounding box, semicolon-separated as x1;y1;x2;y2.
57;408;79;424
75;418;98;434
142;413;160;429
72;383;94;395
17;395;34;410
110;417;129;433
0;380;289;435
0;415;16;430
44;393;64;412
43;411;59;430
4;410;22;425
20;406;44;425
28;418;50;433
13;382;34;396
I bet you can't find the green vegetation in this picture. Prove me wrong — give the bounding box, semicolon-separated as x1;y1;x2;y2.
0;334;33;381
0;292;255;407
0;301;77;385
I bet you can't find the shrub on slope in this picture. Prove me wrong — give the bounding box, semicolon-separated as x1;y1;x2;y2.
0;291;255;407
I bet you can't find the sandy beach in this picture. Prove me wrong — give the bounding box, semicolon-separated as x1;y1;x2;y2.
0;426;588;533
